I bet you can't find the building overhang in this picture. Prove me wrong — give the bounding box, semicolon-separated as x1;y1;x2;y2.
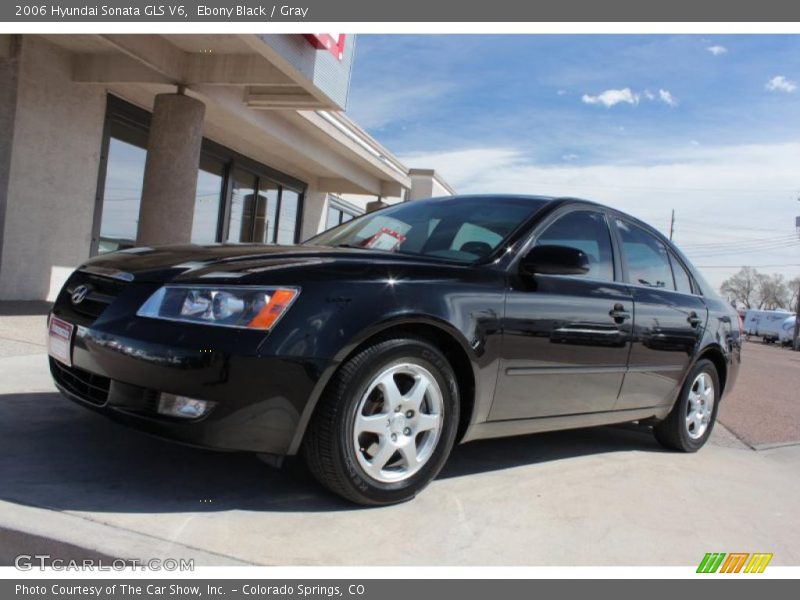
41;33;410;197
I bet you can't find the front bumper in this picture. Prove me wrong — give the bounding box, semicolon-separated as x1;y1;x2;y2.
49;305;334;456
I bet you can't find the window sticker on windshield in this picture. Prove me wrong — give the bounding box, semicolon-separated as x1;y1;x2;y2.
363;227;406;251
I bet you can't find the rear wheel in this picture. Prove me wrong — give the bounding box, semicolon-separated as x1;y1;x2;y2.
653;359;719;452
302;336;459;505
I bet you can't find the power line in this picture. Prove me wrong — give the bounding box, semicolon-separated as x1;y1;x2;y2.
695;264;800;268
686;241;800;258
679;234;799;249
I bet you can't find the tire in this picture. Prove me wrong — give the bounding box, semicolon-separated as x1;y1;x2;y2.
653;359;720;452
302;336;460;506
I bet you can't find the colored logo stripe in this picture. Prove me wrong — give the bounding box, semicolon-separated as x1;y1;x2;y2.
744;553;773;573
719;553;749;573
697;552;773;573
697;553;726;573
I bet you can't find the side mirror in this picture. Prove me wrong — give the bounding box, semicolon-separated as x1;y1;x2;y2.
520;245;591;276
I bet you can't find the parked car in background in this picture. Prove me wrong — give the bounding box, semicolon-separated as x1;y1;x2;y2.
48;195;742;505
743;309;794;343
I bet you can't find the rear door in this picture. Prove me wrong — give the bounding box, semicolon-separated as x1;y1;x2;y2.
612;218;708;410
490;207;633;421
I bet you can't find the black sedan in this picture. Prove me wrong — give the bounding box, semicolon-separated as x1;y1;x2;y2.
48;195;741;505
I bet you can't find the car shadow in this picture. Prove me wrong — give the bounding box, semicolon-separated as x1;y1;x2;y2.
0;391;663;514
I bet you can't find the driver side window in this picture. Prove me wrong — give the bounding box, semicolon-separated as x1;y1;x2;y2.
535;210;615;281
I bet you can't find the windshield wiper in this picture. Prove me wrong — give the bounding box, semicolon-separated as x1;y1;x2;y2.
335;243;369;249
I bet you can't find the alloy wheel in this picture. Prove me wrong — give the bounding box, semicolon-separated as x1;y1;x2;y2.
352;363;444;483
686;371;715;439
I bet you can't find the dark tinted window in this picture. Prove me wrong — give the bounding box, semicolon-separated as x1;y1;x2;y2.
669;253;693;294
616;220;674;289
536;210;615;281
308;197;548;263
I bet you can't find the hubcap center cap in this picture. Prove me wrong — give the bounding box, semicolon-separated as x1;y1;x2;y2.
389;413;407;436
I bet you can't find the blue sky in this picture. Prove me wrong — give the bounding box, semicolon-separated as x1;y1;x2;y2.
346;35;800;289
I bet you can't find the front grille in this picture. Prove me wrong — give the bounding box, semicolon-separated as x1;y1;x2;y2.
50;358;111;406
56;270;129;324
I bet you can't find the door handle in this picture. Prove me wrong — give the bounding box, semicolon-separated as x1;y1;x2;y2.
609;303;631;323
687;312;702;327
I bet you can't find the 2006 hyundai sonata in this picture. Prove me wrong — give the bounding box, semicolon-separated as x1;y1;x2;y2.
49;195;741;505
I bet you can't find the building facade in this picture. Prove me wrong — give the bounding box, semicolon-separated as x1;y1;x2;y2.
0;34;452;301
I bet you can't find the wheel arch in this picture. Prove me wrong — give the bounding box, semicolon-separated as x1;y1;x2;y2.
694;344;729;397
287;315;478;455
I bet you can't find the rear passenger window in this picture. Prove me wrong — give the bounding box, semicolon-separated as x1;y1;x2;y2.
615;220;675;290
536;210;615;281
669;253;693;294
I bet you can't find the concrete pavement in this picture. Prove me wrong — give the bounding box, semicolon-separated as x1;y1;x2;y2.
1;306;798;566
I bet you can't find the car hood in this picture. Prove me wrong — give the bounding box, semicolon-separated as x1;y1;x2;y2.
80;243;456;283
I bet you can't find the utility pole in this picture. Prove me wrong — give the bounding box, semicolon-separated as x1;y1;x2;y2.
669;209;675;241
794;198;799;350
794;280;800;351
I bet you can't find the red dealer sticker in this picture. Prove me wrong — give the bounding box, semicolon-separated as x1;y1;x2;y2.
48;316;74;367
363;227;407;252
304;34;347;61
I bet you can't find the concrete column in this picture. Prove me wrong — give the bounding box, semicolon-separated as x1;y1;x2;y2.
299;187;328;241
0;36;20;272
137;93;205;246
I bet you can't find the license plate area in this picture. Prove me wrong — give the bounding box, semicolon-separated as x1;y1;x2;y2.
48;316;74;367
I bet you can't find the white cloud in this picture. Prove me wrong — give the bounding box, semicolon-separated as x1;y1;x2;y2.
707;45;728;56
581;88;639;108
556;89;568;96
765;75;797;93
582;87;677;108
561;153;580;161
659;89;678;107
690;140;701;146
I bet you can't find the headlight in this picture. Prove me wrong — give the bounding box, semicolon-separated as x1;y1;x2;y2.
136;286;299;330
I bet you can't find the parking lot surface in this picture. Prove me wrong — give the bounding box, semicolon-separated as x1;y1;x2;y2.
1;304;798;566
719;341;800;448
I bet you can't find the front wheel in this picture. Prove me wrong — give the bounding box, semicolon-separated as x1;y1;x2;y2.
302;336;459;505
653;359;720;452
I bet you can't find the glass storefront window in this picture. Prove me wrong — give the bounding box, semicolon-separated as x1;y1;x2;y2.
225;170;299;245
227;168;258;243
255;181;279;244
326;206;340;230
276;189;300;245
95;96;306;254
191;155;225;244
325;197;361;231
97;121;148;254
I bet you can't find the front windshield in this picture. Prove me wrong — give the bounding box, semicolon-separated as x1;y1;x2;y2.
307;196;549;263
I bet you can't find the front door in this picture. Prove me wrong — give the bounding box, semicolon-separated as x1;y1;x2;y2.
490;208;633;421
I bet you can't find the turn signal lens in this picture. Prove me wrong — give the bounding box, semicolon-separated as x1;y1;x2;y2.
247;289;298;330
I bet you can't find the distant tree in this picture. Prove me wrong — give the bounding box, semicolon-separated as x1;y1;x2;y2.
720;267;760;309
755;273;790;310
789;276;800;312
